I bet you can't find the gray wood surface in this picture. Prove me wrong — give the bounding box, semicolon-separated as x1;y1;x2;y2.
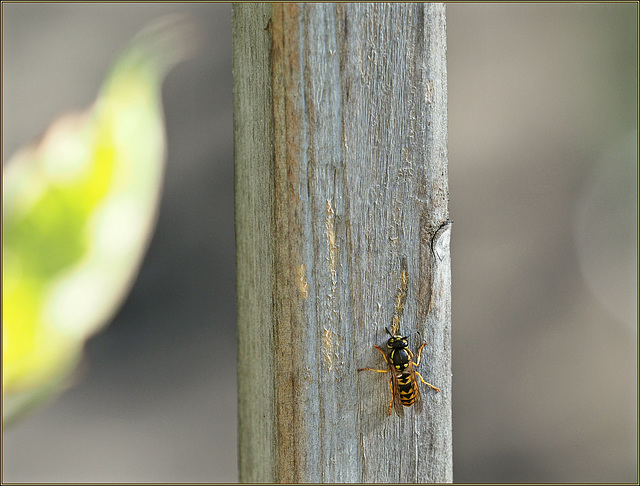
234;3;451;482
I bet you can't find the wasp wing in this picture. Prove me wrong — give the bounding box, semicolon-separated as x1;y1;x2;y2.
390;369;405;417
409;363;424;414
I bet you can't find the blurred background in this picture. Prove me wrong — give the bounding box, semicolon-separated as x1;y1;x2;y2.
2;3;636;483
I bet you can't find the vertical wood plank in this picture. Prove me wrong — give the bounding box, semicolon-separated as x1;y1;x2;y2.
233;4;276;482
234;3;451;482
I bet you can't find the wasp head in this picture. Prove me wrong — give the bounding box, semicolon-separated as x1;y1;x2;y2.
384;327;408;350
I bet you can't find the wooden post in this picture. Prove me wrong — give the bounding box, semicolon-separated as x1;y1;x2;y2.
234;3;451;483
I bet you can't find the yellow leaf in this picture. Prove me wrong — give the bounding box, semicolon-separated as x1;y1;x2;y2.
2;15;195;424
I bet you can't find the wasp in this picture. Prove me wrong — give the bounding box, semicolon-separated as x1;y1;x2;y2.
358;327;440;416
358;257;440;417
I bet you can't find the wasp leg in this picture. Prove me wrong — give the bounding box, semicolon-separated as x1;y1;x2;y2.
415;371;440;393
413;342;428;367
387;379;394;416
373;345;391;364
357;367;388;373
357;344;391;373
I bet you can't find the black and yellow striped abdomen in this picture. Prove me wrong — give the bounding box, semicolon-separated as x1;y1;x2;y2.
396;370;419;407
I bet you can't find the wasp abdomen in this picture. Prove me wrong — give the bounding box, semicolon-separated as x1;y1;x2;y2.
397;371;419;406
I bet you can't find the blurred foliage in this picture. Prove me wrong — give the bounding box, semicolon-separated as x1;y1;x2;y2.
2;16;194;424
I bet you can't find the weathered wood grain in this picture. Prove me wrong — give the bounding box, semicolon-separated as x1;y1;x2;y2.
234;3;451;482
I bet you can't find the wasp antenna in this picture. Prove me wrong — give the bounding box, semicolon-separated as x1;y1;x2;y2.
402;328;419;337
384;327;394;337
